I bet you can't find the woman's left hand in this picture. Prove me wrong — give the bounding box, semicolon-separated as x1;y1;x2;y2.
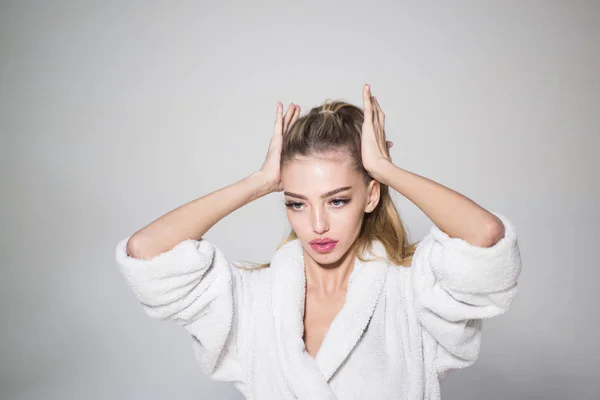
361;84;393;177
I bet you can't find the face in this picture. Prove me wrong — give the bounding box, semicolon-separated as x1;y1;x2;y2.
281;154;380;265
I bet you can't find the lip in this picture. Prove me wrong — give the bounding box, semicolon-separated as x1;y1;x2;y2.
310;241;338;253
309;238;337;245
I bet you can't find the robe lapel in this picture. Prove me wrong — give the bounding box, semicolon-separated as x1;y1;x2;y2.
271;238;389;399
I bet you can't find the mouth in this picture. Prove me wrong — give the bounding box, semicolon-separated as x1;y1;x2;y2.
309;240;338;253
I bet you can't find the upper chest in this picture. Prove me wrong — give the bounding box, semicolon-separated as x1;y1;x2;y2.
302;288;347;358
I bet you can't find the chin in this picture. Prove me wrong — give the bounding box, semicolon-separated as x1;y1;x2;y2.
310;253;342;267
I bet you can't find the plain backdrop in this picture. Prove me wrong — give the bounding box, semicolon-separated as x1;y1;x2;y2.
1;1;598;399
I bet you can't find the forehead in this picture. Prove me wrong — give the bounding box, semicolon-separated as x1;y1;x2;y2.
281;155;360;192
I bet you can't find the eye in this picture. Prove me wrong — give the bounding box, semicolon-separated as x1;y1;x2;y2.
284;198;351;211
331;198;350;207
285;202;303;210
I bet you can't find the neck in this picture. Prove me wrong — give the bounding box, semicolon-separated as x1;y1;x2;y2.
303;240;359;296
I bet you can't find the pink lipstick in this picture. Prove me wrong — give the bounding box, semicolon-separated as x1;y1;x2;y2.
309;238;338;253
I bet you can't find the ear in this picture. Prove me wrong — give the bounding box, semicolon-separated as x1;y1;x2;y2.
364;179;381;213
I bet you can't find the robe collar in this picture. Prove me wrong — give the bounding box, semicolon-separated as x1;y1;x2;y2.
270;238;390;399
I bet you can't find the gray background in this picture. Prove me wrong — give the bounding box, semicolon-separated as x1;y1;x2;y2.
2;1;598;399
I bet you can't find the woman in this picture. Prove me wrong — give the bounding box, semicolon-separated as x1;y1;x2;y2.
115;84;522;399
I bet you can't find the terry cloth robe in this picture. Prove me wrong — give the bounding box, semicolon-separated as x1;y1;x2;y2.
115;211;522;400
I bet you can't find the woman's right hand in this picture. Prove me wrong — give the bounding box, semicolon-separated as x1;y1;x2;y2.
259;102;301;193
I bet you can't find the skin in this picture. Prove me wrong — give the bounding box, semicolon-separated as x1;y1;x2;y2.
129;83;506;358
259;83;505;357
281;153;380;296
280;154;380;358
262;84;504;255
261;95;393;296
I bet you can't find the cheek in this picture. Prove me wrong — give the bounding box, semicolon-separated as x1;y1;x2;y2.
337;205;364;226
285;210;302;230
328;204;363;228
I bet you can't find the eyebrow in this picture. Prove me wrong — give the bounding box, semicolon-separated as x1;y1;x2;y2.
284;186;352;200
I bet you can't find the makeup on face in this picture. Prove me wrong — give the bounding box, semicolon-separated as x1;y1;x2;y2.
309;238;339;253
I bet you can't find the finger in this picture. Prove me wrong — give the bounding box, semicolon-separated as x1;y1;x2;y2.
284;105;301;135
283;103;296;133
387;141;393;148
289;105;301;130
372;97;386;149
290;104;300;122
273;102;283;135
363;84;373;124
372;96;388;152
372;96;385;126
371;96;380;127
372;95;384;113
282;104;292;132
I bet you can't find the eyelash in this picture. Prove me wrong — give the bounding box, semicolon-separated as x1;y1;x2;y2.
284;198;351;211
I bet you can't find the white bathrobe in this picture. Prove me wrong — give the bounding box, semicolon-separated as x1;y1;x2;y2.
115;211;522;399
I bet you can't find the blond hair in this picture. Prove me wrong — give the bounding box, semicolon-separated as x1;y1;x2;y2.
233;100;419;270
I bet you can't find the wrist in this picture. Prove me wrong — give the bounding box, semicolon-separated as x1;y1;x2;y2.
248;171;277;196
368;159;395;184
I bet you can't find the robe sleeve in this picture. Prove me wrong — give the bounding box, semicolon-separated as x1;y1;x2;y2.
115;235;249;386
410;211;522;380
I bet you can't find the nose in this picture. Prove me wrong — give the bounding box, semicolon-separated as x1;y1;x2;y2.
311;206;329;234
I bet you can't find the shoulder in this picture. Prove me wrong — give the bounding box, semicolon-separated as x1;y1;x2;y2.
230;260;274;273
382;260;416;301
385;262;413;283
229;260;274;288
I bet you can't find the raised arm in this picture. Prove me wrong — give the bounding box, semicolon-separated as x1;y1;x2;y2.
127;171;273;259
128;101;301;260
360;83;503;248
114;102;301;388
359;84;521;386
